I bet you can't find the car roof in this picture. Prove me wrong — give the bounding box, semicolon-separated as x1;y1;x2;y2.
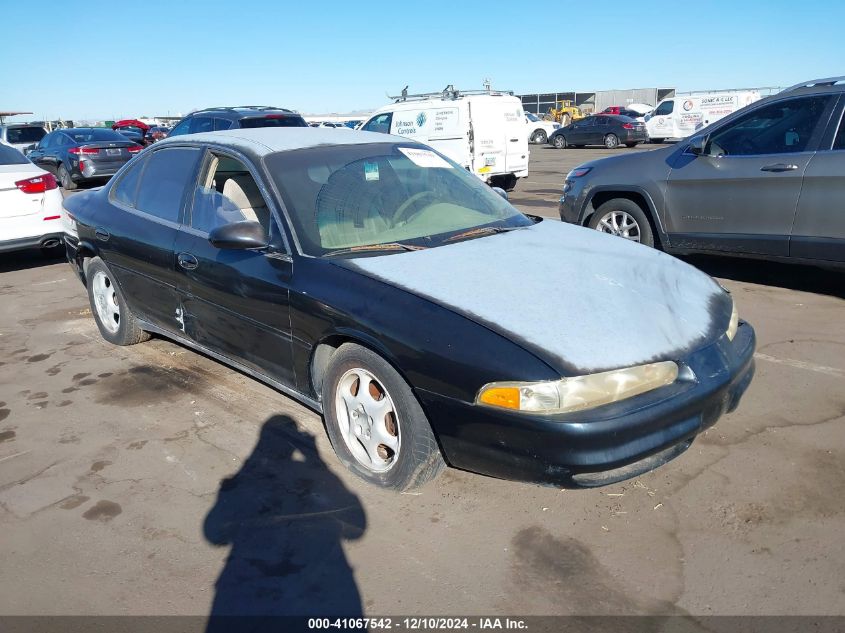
154;126;399;155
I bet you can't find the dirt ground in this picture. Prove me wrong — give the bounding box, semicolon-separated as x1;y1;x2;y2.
0;143;843;619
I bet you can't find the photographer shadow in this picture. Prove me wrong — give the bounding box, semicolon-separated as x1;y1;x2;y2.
204;414;366;626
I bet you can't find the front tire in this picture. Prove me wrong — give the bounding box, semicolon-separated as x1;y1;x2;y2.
588;199;654;247
322;343;445;491
552;135;567;149
531;129;547;144
58;164;77;190
86;257;150;345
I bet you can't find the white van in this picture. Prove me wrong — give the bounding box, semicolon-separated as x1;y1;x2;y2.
360;88;529;190
645;90;761;142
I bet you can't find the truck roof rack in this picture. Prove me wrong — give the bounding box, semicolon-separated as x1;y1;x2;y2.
781;77;845;93
388;84;514;103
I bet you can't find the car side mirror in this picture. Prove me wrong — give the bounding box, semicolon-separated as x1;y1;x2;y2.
208;221;269;250
687;135;707;156
491;186;508;201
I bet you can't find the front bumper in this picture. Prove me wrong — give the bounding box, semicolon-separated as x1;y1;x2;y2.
419;322;756;488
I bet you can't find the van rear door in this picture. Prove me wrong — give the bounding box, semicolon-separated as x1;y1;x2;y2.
469;98;527;180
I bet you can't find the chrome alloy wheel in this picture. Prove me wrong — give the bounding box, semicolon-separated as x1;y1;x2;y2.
334;367;401;473
596;210;641;242
92;270;120;333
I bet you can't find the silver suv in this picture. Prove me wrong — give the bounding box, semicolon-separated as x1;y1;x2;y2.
559;77;845;268
0;124;47;152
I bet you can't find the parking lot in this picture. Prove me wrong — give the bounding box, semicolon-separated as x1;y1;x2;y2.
1;143;844;620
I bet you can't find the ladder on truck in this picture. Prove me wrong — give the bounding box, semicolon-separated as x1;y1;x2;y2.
389;84;515;103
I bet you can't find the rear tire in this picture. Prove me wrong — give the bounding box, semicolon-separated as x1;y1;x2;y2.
86;257;150;346
58;164;76;190
552;135;567;149
322;343;445;491
604;134;620;149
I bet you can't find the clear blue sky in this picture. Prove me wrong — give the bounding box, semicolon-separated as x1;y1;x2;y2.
1;0;842;121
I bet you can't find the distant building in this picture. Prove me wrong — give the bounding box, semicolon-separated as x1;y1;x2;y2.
519;88;676;116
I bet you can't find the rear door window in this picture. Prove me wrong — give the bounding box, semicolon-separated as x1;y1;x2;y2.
134;148;201;223
214;118;233;131
6;126;46;144
190;117;214;134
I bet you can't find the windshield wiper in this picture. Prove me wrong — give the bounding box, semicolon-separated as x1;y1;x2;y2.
444;225;524;243
324;242;427;257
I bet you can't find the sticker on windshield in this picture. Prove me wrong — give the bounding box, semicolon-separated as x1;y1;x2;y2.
363;161;379;181
398;147;453;169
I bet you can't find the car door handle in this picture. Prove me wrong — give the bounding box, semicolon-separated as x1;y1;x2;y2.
509;138;519;142
177;252;198;270
760;163;799;172
94;228;110;242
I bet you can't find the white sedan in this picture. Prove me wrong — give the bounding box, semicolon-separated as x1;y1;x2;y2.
525;112;560;144
0;144;67;255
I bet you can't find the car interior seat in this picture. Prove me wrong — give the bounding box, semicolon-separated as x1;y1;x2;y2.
222;174;270;230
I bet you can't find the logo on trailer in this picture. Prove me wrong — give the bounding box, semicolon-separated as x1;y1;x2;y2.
416;112;427;128
683;100;694;111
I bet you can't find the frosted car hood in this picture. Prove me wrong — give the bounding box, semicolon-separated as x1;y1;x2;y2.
347;221;732;374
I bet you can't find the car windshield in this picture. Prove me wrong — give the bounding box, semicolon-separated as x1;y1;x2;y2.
0;144;29;165
265;142;531;257
66;129;129;143
6;126;46;144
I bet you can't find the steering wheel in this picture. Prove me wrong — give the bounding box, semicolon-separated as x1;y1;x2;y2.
394;190;437;225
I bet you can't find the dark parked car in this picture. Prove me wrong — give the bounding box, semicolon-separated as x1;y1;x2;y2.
549;115;647;149
167;106;307;137
63;127;754;490
559;77;845;266
28;128;142;190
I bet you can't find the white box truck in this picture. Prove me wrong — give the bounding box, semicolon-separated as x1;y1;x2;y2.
645;90;761;142
359;87;529;190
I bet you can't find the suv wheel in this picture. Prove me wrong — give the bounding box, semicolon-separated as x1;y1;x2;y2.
531;129;547;144
589;199;654;247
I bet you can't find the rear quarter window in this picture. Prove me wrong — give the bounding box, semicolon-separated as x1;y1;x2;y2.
239;116;307;128
111;155;149;207
6;126;46;144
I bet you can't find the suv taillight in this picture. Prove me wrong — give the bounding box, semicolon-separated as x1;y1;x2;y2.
15;173;58;194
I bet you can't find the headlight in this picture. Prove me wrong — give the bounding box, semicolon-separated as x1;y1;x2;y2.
566;166;592;179
476;361;679;415
726;300;739;341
